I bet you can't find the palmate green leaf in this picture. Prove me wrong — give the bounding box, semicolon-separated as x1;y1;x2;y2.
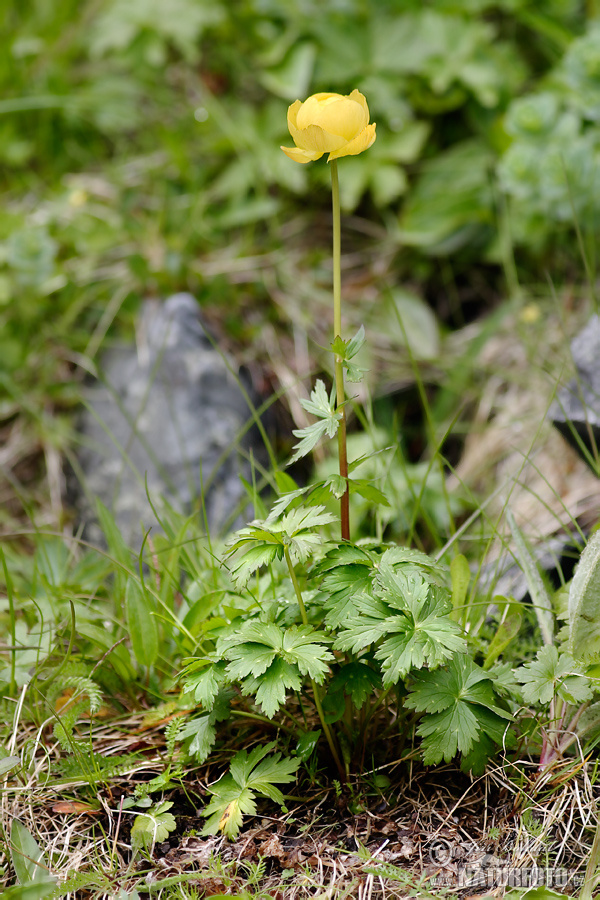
265;486;308;523
376;615;466;685
229;544;281;589
179;688;233;763
318;544;378;628
217;619;333;716
242;753;299;803
241;657;303;717
316;543;379;573
374;555;449;610
202;742;299;839
289;419;335;466
202;779;256;840
182;660;228;709
299;379;337;421
515;645;593;706
226;505;336;586
334;594;398;653
334;568;465;682
131;801;176;852
281;625;334;679
221;622;333;676
179;714;217;763
322;564;374;629
416;696;483;763
405;657;511;766
279;505;338;535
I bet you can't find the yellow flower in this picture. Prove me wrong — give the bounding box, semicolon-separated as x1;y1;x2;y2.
281;90;376;164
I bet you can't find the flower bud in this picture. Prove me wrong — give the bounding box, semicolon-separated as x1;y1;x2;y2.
281;90;376;164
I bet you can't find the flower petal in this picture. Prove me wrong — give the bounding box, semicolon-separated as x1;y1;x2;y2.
327;123;376;161
288;117;347;153
286;100;302;131
297;94;368;142
280;145;324;164
347;90;370;122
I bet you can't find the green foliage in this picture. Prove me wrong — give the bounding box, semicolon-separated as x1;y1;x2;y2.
288;380;341;465
225;505;337;588
9;820;56;888
506;509;554;647
4;0;600;876
131;801;177;854
219;622;333;717
405;656;511;772
201;742;299;839
334;550;465;684
515;645;593;706
499;21;600;249
568;529;600;662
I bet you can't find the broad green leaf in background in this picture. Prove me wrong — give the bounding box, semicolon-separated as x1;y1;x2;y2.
399;140;494;255
125;577;158;668
507;509;554;647
483;599;523;669
568;529;600;662
0;754;20;776
260;41;316;100
10;820;56;886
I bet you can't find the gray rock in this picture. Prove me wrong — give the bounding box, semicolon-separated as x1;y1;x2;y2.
551;314;600;466
74;293;262;546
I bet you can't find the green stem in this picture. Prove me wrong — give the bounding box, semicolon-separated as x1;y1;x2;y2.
229;709;297;736
284;546;345;781
580;809;600;900
0;548;17;698
330;159;350;541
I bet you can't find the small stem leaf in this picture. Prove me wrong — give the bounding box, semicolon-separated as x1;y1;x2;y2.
346;324;366;359
569;529;600;661
125;577;158;668
507;509;554;646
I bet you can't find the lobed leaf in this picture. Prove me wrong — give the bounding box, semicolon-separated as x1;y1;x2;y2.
515;645;592;706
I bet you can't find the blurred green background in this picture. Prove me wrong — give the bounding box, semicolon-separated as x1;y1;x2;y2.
1;0;599;526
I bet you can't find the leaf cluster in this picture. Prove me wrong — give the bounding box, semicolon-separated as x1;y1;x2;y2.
333;549;465;685
201;742;299;839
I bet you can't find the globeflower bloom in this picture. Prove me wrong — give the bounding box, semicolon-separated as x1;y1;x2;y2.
281;90;376;164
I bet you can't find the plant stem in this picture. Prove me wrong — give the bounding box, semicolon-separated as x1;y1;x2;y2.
229;709;297;736
580;807;600;900
284;546;345;781
330;159;350;541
